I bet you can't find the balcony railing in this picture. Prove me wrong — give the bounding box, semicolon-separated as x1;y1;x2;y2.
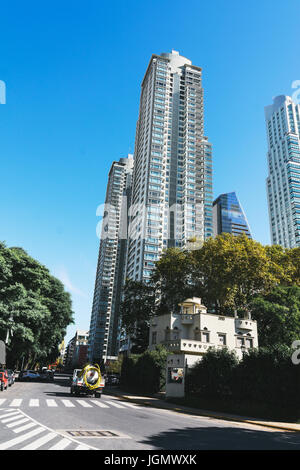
162;339;211;353
235;319;254;330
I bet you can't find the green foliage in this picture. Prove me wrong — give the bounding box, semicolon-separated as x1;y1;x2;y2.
251;285;300;347
106;356;123;375
192;234;291;314
233;345;298;408
151;248;195;314
120;279;155;335
186;347;239;398
0;242;74;368
120;234;300;349
120;345;168;394
186;344;300;420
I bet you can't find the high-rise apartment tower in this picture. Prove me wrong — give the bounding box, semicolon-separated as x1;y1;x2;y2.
88;155;134;363
126;50;213;283
265;95;300;248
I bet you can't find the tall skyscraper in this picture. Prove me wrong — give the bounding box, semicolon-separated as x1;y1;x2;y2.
126;50;213;283
213;192;252;238
265;95;300;248
88;155;134;363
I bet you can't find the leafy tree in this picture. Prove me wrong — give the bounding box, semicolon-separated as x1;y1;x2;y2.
250;285;300;347
151;248;195;314
0;242;74;368
120;279;155;334
192;234;290;315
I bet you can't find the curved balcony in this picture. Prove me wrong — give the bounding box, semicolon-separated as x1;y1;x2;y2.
235;319;254;330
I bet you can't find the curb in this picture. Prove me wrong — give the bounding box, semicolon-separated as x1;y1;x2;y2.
104;389;300;433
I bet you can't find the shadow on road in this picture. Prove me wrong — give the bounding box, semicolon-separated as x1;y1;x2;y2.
139;425;300;450
44;391;73;397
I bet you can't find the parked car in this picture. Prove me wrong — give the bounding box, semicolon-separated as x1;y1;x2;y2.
0;371;9;391
19;370;41;381
6;370;15;386
106;374;120;386
40;370;54;382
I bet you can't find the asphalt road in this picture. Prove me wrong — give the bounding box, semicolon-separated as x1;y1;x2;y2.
0;374;299;450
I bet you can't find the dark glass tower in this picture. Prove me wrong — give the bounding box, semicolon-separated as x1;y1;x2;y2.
213;192;251;238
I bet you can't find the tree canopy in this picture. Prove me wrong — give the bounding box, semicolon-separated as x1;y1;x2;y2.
121;234;300;350
0;242;74;368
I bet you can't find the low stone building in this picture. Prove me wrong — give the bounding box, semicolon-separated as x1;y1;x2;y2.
148;297;258;397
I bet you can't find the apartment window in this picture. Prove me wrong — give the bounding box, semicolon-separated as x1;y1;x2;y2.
152;332;157;345
202;331;209;343
218;333;226;345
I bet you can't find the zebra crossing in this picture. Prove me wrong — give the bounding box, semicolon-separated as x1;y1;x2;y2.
0;397;140;410
0;408;96;450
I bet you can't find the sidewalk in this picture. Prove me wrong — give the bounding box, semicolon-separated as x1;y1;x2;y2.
104;387;300;433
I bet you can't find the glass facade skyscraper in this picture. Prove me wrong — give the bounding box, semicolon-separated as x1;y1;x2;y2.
213;192;251;238
265;95;300;248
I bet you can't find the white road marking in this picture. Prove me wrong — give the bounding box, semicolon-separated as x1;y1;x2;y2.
89;400;109;408
0;409;98;450
46;399;58;407
0;410;21;419
75;444;91;450
1;414;24;423
76;400;93;408
49;437;72;450
0;426;45;450
21;431;57;450
105;400;126;408
119;401;139;408
7;418;30;428
29;399;39;407
61;399;75;407
10;399;22;407
13;422;37;433
0;399;6;406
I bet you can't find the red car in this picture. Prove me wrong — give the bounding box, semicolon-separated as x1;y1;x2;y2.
0;371;9;391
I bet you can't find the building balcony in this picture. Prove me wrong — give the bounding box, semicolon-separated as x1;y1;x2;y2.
162;339;211;354
235;319;254;331
180;314;194;324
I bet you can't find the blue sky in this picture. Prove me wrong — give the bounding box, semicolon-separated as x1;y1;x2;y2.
0;0;299;342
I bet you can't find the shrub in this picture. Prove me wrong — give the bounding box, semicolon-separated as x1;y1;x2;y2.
186;347;239;398
120;345;168;394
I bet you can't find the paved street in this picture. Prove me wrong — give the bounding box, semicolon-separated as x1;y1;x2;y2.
0;374;299;450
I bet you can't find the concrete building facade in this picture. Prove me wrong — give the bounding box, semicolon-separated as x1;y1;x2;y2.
265;95;300;248
126;50;213;285
88;155;134;363
149;297;258;361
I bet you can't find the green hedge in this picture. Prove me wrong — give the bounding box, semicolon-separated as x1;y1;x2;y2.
185;345;300;421
120;345;168;395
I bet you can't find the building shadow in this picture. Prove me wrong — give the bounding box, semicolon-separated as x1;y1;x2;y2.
139;425;300;450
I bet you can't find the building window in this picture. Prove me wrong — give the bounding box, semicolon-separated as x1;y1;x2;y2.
152;332;157;345
202;332;209;343
218;333;226;345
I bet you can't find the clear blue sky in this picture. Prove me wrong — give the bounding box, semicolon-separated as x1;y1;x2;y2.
0;0;299;342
